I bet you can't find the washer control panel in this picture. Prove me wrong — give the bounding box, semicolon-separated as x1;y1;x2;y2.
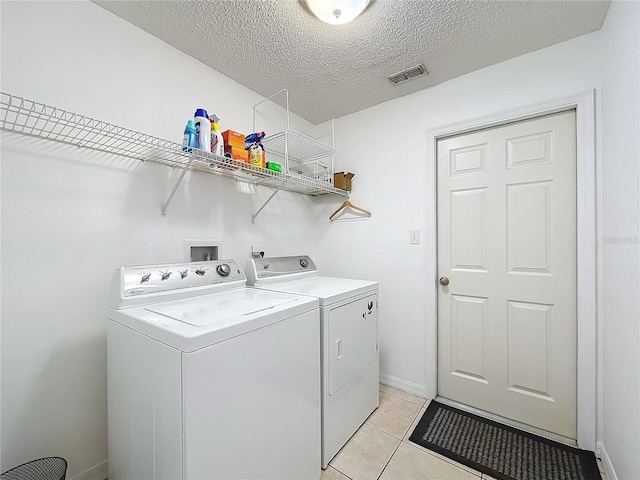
121;259;245;297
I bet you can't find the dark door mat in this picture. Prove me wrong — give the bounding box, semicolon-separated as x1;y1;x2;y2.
409;401;601;480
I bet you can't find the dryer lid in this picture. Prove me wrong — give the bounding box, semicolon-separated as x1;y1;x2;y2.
253;276;378;306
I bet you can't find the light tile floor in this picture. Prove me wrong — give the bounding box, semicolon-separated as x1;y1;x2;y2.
322;385;609;480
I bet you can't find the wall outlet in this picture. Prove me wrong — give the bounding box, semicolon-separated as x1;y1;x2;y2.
410;230;420;245
252;245;263;257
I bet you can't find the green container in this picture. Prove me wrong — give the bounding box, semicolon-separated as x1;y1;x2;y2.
266;162;282;173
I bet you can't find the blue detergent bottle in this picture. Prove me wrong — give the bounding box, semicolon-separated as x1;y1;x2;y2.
182;119;197;152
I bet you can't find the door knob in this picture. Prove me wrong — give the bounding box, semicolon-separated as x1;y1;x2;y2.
439;276;450;286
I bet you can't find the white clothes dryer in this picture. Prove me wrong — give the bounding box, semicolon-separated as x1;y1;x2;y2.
108;259;321;480
246;255;379;468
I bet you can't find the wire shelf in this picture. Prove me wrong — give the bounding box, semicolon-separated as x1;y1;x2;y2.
251;88;337;197
0;92;347;202
262;130;334;163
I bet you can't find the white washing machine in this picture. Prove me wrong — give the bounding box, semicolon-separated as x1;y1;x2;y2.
108;259;321;480
246;255;379;468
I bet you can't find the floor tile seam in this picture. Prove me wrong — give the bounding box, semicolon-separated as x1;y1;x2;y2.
400;438;483;478
328;424;399;479
365;410;423;440
363;420;407;441
402;407;427;440
384;393;427;407
379;389;427;407
375;431;405;480
326;464;355;480
393;403;425;440
376;394;425;418
374;402;425;422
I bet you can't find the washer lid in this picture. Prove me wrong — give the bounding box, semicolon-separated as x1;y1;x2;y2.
146;293;295;326
109;288;318;352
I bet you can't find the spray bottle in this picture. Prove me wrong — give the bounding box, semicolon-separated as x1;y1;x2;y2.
244;131;266;149
210;114;224;156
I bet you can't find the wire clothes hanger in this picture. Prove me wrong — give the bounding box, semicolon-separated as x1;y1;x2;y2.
329;200;372;221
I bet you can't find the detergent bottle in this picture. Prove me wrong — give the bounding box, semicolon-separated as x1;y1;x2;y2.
210;114;224;156
194;108;211;152
182;119;196;152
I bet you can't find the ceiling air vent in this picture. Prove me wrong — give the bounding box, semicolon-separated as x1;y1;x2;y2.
388;63;427;85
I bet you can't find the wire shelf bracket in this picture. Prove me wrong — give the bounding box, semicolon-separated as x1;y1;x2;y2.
251;189;280;224
161;154;197;216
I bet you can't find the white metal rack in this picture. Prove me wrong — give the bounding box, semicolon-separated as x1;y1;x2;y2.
252;89;336;196
0;92;347;218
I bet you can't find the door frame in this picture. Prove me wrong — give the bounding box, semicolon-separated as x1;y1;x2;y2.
424;90;598;450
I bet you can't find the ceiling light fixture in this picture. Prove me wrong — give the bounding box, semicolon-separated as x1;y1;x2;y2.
304;0;370;25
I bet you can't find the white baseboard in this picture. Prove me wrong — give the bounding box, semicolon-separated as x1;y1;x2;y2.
69;460;108;480
597;441;618;480
379;373;427;398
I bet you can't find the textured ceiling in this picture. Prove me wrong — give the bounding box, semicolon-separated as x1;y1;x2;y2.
94;0;610;124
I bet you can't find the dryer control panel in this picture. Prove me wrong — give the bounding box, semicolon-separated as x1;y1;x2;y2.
246;255;317;285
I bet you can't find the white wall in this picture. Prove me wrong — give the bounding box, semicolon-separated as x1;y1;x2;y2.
317;29;605;392
317;2;640;477
599;2;640;480
2;1;639;479
0;1;324;477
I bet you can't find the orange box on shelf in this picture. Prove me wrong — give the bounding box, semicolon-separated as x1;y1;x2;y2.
222;130;245;149
224;145;248;163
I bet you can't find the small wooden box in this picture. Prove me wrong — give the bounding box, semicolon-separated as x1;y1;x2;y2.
334;172;355;191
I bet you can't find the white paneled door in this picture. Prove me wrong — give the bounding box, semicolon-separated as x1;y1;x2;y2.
437;110;577;439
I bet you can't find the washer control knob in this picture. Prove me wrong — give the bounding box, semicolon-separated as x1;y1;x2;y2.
140;273;151;283
180;270;188;279
217;263;231;277
195;268;206;276
300;258;309;268
160;271;172;281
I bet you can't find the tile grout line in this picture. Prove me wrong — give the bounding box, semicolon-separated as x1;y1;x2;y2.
326;464;355;480
365;399;425;440
401;438;483;478
364;421;406;440
375;434;404;480
379;388;428;407
374;404;425;480
331;387;427;480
